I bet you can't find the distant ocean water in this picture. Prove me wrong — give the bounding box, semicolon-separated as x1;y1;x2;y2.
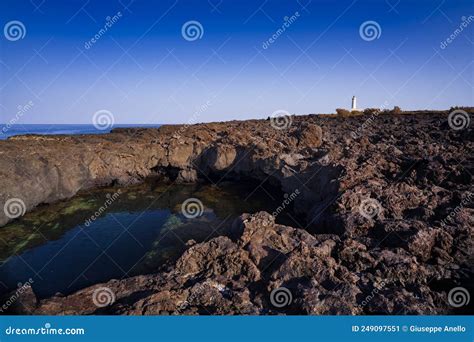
0;124;162;140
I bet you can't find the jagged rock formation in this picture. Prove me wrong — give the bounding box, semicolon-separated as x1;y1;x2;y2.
1;112;473;314
13;211;471;315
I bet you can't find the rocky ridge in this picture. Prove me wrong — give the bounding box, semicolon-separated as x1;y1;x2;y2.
1;113;473;314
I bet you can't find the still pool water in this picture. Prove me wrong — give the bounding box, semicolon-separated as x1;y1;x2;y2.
0;181;292;299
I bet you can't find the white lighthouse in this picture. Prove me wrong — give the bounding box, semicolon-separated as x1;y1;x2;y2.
351;96;357;111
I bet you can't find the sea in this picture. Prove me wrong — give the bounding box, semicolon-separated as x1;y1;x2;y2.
0;124;162;140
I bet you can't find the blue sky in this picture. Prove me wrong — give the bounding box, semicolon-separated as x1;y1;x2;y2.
0;0;472;124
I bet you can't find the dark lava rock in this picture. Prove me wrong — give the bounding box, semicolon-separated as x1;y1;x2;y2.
1;112;472;315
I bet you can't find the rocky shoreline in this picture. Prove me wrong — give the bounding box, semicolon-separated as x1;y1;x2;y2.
1;112;473;315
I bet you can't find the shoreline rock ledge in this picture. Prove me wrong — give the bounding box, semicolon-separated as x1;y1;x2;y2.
1;112;472;315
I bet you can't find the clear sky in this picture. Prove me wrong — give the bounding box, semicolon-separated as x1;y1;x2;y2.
0;0;472;124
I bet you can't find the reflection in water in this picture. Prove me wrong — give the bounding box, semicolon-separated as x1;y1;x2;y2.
0;181;293;299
